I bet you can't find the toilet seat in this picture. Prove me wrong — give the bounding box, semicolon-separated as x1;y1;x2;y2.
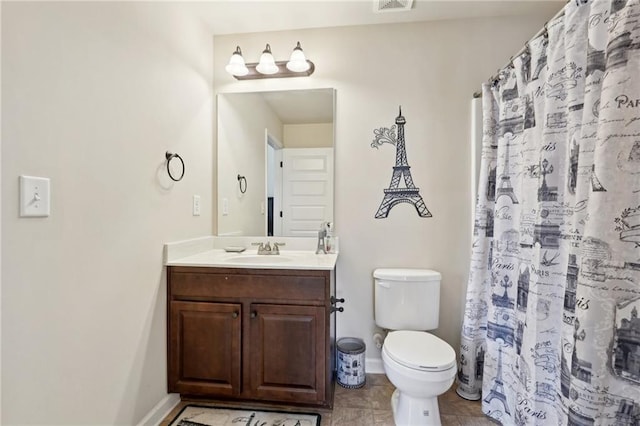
384;330;456;372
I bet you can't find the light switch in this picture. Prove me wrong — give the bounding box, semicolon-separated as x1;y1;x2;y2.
222;198;229;216
20;175;50;217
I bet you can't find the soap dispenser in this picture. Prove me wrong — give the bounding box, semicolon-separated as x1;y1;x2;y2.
325;222;335;253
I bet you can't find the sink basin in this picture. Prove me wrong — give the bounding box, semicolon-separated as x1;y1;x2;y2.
227;255;293;264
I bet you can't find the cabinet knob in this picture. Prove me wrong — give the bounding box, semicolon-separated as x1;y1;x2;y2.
232;311;239;319
250;311;257;319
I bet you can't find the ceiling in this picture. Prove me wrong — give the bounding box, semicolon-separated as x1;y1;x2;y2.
191;0;564;36
222;89;334;124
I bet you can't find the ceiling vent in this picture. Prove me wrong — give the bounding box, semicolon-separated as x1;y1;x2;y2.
374;0;413;13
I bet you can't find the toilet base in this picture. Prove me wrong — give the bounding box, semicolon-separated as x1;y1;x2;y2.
391;388;442;426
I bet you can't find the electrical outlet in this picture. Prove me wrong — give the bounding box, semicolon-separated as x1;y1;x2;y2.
192;195;201;216
222;198;229;216
20;175;50;217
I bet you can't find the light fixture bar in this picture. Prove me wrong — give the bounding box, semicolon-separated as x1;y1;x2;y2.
232;60;315;80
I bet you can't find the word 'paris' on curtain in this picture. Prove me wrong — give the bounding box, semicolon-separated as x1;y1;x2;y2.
459;0;640;424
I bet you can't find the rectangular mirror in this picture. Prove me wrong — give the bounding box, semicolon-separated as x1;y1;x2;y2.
217;88;335;237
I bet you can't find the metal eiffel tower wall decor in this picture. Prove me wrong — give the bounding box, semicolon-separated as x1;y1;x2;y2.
371;107;432;219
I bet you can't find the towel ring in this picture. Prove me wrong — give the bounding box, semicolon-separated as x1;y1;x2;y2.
237;174;247;193
165;151;185;182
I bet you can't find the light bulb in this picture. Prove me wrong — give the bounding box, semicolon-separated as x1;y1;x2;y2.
256;44;279;75
225;46;248;76
286;41;310;72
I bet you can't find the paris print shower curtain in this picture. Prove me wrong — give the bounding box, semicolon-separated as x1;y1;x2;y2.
458;0;640;424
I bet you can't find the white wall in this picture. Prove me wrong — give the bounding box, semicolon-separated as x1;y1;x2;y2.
217;93;283;236
214;15;552;367
2;3;213;424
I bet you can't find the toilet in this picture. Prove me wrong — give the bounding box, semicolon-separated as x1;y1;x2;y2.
374;268;457;426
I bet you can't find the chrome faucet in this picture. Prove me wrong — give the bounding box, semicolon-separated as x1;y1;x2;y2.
252;241;285;255
253;241;272;254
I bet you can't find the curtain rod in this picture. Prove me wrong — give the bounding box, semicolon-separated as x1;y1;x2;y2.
472;0;571;98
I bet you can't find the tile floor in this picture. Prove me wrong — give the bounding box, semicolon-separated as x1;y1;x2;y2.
161;374;494;426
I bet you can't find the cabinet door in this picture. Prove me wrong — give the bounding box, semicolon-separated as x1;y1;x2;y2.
249;304;326;404
168;301;241;396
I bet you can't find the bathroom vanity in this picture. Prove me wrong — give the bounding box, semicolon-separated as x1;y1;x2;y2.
165;238;338;408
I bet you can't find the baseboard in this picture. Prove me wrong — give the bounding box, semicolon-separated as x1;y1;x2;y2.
137;393;181;426
366;357;384;374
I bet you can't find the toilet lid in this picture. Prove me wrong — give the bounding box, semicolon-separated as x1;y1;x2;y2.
385;330;456;372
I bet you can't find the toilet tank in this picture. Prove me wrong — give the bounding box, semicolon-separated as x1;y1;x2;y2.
374;268;442;331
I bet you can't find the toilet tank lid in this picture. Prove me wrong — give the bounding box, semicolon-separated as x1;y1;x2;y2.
374;268;441;282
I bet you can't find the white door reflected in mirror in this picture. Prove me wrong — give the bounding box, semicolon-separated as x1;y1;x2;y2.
280;148;333;237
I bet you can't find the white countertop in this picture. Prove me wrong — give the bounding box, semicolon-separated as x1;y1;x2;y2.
164;236;338;270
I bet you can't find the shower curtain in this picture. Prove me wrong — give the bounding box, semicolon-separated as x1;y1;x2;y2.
458;0;640;424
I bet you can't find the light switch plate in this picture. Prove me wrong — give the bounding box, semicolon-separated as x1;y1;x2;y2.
20;175;50;217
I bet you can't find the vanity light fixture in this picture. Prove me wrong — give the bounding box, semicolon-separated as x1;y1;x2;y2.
226;42;315;80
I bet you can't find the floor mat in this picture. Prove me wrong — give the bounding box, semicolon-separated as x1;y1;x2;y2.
168;404;321;426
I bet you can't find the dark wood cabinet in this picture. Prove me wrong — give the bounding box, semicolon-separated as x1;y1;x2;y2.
167;266;335;408
249;303;326;404
168;301;241;397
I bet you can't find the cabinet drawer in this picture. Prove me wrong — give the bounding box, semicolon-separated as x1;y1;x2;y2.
169;268;328;302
